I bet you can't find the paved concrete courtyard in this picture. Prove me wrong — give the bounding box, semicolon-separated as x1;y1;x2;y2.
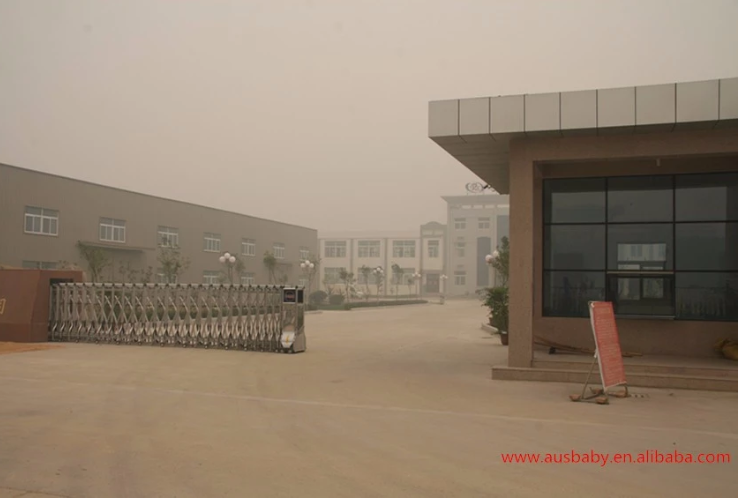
1;300;737;497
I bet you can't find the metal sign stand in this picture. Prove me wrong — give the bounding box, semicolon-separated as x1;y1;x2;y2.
570;301;629;404
569;352;609;404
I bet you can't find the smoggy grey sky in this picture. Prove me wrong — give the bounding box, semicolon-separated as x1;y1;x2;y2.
2;0;738;232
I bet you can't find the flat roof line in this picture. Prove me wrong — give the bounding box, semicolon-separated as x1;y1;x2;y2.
0;162;317;232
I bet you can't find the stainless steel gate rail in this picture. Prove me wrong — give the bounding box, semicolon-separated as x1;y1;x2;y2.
48;283;305;352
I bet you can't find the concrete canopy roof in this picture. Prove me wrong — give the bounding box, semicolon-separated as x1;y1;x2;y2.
428;78;738;194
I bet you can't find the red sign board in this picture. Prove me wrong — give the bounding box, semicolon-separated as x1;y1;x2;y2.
588;301;627;390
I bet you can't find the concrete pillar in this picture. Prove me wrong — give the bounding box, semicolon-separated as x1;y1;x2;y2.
508;140;536;368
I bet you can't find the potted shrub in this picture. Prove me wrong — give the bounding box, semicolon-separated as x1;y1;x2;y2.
483;236;509;345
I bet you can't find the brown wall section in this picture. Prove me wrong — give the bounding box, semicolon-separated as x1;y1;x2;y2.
508;129;738;367
0;269;83;342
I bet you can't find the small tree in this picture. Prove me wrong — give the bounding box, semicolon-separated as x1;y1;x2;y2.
263;251;277;284
391;263;404;300
483;236;510;333
76;242;110;283
373;267;385;302
359;265;372;299
323;278;336;297
406;275;415;296
158;246;190;284
491;236;510;287
339;268;354;304
118;261;154;284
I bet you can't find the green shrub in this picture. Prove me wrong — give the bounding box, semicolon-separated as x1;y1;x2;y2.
329;294;345;305
346;299;427;309
309;290;328;305
483;286;509;332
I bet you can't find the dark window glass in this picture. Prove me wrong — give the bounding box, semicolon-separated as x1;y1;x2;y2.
676;272;738;321
543;271;606;318
544;225;605;270
607;224;673;270
544;178;606;223
606;274;675;317
607;176;673;222
676;223;738;271
675;172;738;222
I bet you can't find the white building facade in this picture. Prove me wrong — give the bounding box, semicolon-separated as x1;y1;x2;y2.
443;193;510;296
317;191;510;298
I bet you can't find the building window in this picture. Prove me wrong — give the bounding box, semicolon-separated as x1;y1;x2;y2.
478;217;491;229
454;218;466;230
158;226;179;247
298;278;307;288
455;240;466;258
324;267;342;284
203;271;220;284
24;206;59;236
427;240;440;258
358;240;380;258
543;172;738;321
454;271;466;286
242;238;256;256
241;273;255;286
392;240;416;258
299;247;310;260
324;241;347;258
22;260;57;270
273;243;285;259
100;218;126;243
204;233;221;252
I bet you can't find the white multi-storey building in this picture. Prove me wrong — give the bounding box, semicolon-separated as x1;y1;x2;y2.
443;193;510;295
318;229;443;296
317;191;510;298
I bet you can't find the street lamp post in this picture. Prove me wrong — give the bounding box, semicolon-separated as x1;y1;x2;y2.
439;274;448;305
218;252;237;284
300;260;316;293
412;272;421;298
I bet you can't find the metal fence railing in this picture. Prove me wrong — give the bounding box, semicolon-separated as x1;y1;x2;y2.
49;283;305;352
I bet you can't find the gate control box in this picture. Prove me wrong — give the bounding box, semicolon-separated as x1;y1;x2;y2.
280;286;306;353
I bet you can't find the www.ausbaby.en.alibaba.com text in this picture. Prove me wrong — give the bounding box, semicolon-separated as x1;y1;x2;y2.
501;450;731;467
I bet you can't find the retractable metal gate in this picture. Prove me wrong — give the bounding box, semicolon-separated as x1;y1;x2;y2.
48;283;306;353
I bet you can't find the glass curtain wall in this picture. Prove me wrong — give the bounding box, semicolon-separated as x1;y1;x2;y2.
543;172;738;321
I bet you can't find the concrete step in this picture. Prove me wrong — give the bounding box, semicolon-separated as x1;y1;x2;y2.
533;359;738;380
492;365;738;393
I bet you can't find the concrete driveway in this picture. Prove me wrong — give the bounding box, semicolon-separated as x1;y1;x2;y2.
1;300;737;497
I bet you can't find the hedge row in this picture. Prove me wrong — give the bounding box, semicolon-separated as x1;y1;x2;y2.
309;299;428;311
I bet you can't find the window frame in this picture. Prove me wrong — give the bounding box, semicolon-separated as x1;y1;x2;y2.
242;238;256;256
273;243;286;259
543;172;738;322
357;240;380;258
157;226;180;248
24;206;59;236
99;217;126;243
392;240;416;258
203;232;221;253
427;239;440;258
324;241;347;258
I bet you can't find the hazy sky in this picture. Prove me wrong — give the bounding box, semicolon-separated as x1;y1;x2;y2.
2;0;738;232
